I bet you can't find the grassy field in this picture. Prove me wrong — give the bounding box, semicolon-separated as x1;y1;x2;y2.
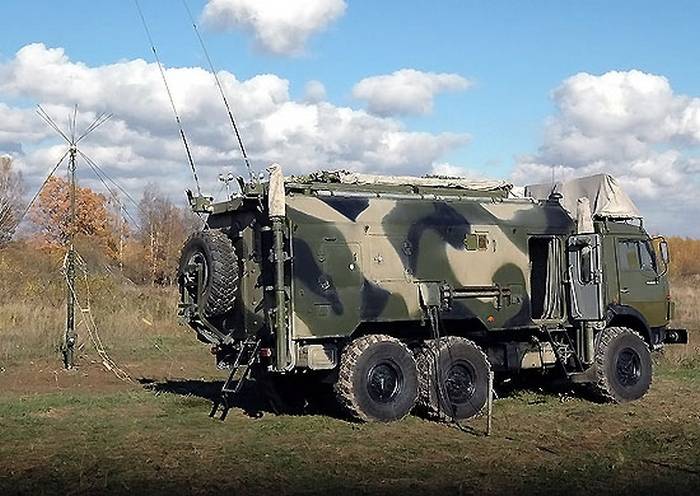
0;261;698;495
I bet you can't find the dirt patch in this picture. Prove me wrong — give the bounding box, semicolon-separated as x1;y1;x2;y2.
0;355;219;395
0;360;130;394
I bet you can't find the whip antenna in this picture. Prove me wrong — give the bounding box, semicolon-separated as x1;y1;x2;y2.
182;0;254;181
134;0;202;195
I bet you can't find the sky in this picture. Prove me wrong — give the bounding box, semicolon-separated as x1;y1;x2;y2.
1;0;699;236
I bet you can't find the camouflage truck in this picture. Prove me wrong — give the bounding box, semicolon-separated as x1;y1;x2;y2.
177;167;687;422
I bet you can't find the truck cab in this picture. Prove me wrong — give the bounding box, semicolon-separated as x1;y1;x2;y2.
600;220;676;348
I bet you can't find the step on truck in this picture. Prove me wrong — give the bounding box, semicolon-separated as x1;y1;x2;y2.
177;166;687;422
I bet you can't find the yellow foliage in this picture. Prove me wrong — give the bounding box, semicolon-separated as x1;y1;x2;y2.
667;237;700;277
28;176;118;259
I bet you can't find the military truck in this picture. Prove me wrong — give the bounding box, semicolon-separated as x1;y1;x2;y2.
177;167;687;422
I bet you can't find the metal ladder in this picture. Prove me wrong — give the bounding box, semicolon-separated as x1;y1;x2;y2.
209;338;262;421
542;326;585;378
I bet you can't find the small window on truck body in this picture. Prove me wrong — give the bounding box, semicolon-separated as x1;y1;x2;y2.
464;233;489;251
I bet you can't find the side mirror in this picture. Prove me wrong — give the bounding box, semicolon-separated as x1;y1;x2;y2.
651;236;670;277
659;239;670;265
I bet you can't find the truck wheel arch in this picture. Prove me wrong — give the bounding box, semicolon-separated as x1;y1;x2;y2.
605;304;652;348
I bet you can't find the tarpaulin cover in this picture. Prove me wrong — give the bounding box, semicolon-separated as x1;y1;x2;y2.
267;163;285;217
524;174;641;219
293;170;512;193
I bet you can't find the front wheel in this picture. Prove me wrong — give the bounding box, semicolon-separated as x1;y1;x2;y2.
590;326;652;403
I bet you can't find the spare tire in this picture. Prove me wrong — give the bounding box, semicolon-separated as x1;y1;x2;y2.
178;229;239;318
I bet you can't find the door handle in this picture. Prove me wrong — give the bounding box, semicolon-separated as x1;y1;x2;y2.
620;287;629;294
646;279;658;285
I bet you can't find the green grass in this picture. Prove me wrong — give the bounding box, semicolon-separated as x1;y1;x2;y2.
1;370;699;496
0;248;698;495
657;361;700;382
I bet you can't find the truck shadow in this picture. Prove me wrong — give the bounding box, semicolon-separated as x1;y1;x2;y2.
139;377;348;420
494;371;597;403
140;372;594;426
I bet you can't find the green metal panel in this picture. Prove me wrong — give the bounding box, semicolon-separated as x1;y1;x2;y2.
287;192;573;339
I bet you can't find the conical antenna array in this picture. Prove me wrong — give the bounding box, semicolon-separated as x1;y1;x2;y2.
36;105;112;369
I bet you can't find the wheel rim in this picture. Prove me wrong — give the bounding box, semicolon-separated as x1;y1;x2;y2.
616;347;642;387
367;360;403;403
444;361;476;405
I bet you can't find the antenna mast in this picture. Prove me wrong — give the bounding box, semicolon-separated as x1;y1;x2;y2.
134;0;203;195
37;105;112;369
182;0;255;181
65;135;78;368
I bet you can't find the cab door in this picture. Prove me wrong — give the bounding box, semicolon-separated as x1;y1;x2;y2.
615;237;668;327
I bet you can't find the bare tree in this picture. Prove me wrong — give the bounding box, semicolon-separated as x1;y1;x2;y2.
133;184;195;284
0;156;25;244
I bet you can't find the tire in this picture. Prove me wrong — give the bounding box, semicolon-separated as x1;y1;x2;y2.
178;229;239;318
334;335;418;422
590;326;652;403
415;336;491;421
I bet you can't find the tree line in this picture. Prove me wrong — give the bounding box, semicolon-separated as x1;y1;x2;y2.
0;156;199;285
1;156;699;283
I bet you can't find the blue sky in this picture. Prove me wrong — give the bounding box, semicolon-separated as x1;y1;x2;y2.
1;1;699;235
1;1;697;172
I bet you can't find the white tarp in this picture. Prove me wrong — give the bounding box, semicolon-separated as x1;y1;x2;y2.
524;174;641;219
576;197;595;233
295;170;512;193
267;163;286;217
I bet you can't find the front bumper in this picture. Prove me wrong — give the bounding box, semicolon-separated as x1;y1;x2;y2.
664;328;689;345
651;327;689;348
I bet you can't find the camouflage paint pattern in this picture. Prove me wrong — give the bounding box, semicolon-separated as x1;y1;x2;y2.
285;188;572;340
196;175;674;362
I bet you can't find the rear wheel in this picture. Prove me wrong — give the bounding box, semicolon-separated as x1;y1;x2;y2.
590;326;652;403
178;230;238;318
415;337;491;421
334;335;418;422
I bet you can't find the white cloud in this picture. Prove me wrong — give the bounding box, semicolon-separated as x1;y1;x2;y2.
0;43;468;220
201;0;346;56
429;162;486;179
303;80;326;103
514;70;700;236
352;69;472;116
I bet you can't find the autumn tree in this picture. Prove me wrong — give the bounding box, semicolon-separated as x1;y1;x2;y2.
125;184;199;284
106;195;131;271
0;155;25;244
28;176;118;258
